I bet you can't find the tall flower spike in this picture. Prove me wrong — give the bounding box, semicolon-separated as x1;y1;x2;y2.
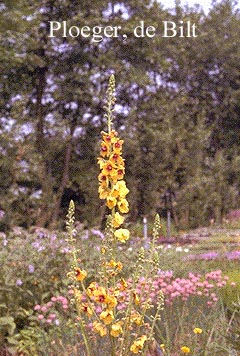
66;200;76;241
153;214;161;241
97;75;130;241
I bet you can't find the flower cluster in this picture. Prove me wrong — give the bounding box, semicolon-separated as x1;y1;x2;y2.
114;270;231;308
34;295;69;325
97;128;130;242
185;250;240;261
70;273;162;352
65;76;165;356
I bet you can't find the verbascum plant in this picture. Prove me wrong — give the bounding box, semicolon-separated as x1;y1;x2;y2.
66;75;164;356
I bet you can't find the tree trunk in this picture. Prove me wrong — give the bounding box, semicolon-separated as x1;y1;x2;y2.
49;134;73;229
34;51;53;227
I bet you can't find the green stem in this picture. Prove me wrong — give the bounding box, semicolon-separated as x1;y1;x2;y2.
76;305;94;356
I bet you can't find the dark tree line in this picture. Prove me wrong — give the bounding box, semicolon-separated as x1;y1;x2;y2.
0;0;239;230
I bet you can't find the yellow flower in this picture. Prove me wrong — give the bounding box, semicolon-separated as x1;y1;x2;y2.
112;180;129;198
130;312;143;326
105;294;117;309
98;173;109;185
75;268;87;281
116;261;123;271
73;288;83;303
118;180;129;197
86;281;98;297
93;321;107;337
110;153;124;166
80;303;93;317
97;157;105;169
111;168;125;182
113;139;124;153
100;142;110;157
98;186;109;199
107;259;117;268
110;184;121;198
114;228;130;242
112;212;124;228
181;346;191;353
92;287;107;303
110;321;123;337
116;168;125;180
160;344;165;352
106;195;117;209
133;292;140;305
118;198;129;213
193;327;203;334
119;278;128;290
102;161;115;177
106;259;123;271
100;309;114;325
102;130;118;145
130;335;147;354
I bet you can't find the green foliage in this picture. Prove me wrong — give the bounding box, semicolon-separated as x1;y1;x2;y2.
0;0;239;229
219;270;240;311
225;298;240;352
1;223;240;354
0;315;17;354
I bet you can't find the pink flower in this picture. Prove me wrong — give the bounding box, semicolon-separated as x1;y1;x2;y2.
38;314;44;320
49;313;56;319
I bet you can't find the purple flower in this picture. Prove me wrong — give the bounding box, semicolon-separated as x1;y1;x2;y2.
0;210;5;219
61;247;70;253
50;234;57;242
199;252;219;260
32;241;45;252
185;251;219;261
91;229;104;239
16;279;23;286
28;264;35;273
225;250;240;260
38;231;46;239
